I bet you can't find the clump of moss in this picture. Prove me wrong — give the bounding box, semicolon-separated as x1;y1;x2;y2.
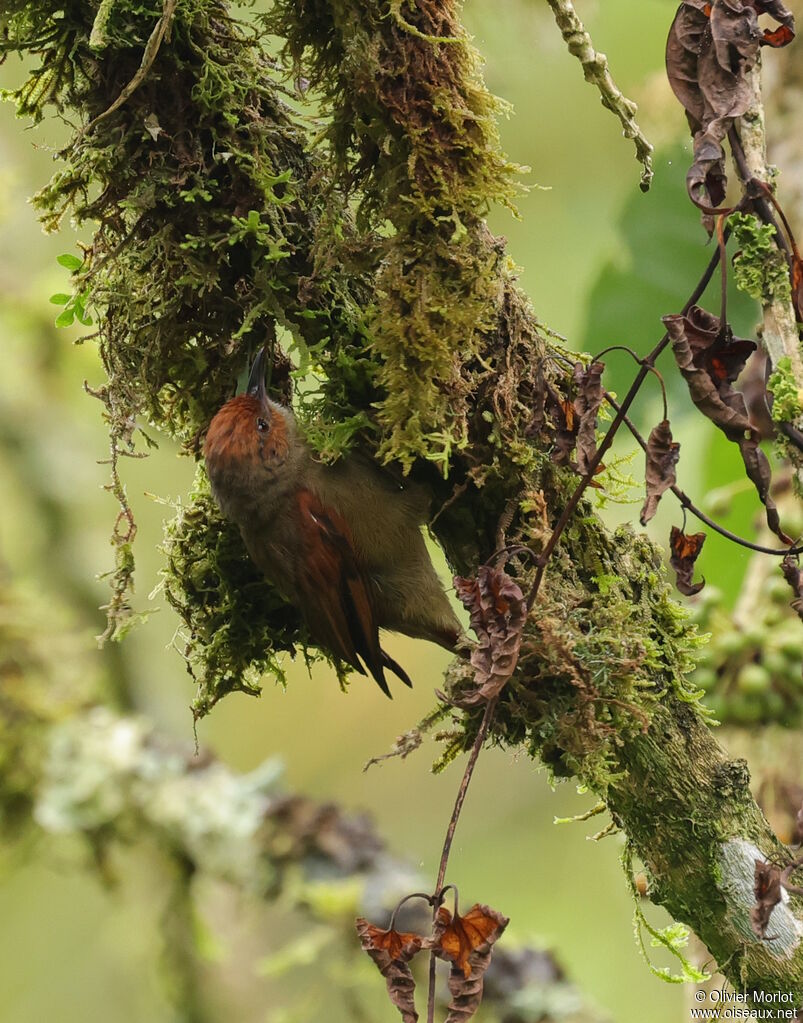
729;212;792;304
2;0;382;636
268;0;525;471
160;470;310;720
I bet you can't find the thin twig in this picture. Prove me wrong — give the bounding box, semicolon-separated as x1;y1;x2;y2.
528;237;727;609
591;345;668;422
604;392;803;557
544;0;654;191
426;696;498;1023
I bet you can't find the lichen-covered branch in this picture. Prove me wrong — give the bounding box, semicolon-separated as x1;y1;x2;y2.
544;0;654;191
735;62;803;486
3;0;803;1007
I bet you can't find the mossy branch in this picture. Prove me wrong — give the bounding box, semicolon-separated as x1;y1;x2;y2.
3;0;803;1006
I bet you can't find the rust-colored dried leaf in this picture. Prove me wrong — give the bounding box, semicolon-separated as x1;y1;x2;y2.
431;903;509;1022
751;860;783;938
670;526;707;596
548;384;578;467
781;555;803;623
663;307;787;541
640;420;680;525
453;566;526;706
757;0;796;45
574;360;605;476
356;918;423;1023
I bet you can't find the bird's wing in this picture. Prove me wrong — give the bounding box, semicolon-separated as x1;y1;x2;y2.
295;489;409;697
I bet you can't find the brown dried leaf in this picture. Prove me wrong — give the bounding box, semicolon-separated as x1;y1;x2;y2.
666;1;794;208
432;904;509;1022
781;556;803;623
453;566;527;706
663;306;787;541
670;526;706;596
640;420;680;525
574;360;605;476
356;918;423;1023
548;384;578;467
751;860;783;938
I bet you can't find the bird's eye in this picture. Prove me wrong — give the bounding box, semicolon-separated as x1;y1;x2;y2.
256;417;269;432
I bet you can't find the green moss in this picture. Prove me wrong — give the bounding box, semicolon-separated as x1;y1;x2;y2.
2;0;385;635
267;0;526;471
729;212;792;304
160;469;313;720
768;356;802;423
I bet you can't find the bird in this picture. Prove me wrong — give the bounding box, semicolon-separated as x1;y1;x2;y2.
204;348;461;697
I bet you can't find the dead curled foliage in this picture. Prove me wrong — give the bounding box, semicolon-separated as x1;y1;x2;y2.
663;305;787;542
453;565;527;706
547;361;606;478
357;919;423;1023
640;419;681;525
665;0;795;208
432;904;509;1022
751;854;803;939
781;555;803;623
357;903;508;1023
670;526;707;596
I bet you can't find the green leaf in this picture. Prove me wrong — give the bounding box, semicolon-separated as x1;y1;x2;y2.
55;308;76;328
56;253;83;271
49;293;71;305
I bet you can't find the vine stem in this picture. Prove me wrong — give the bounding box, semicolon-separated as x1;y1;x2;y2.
426;695;498;1023
602;392;803;557
527;234;728;610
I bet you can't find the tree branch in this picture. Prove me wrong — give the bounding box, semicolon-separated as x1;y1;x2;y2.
544;0;654;191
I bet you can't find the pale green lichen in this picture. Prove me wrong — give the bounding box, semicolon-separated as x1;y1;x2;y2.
729;212;792;304
768;356;803;423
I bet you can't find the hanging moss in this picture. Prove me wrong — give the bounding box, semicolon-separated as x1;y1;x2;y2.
1;0;384;637
267;0;526;470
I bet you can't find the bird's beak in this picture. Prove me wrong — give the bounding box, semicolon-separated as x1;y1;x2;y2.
246;346;269;404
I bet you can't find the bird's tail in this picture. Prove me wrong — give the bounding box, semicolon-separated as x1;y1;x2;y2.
381;650;413;689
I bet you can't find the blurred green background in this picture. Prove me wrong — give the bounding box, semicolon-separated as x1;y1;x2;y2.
0;1;792;1020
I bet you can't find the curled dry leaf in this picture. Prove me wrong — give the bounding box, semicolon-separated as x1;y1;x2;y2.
781;555;803;623
751;856;803;939
640;420;680;525
663;306;788;541
548;363;606;477
432;904;509;1023
751;860;783;939
548;385;578;467
666;1;795;209
453;566;527;706
670;525;707;596
574;360;605;476
356;919;423;1023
